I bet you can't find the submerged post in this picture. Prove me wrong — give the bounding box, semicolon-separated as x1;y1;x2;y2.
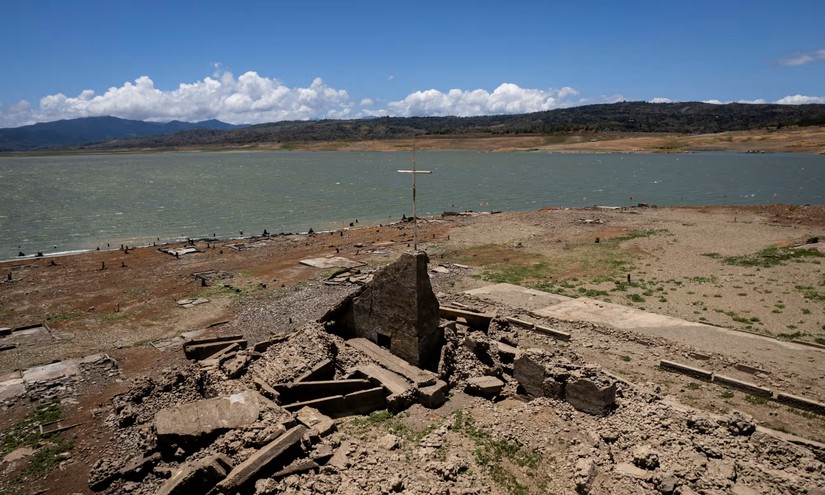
397;135;431;251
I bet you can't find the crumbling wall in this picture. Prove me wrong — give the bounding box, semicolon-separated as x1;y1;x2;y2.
321;252;442;370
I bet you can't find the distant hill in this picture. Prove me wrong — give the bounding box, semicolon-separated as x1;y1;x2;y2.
0;116;242;151
4;102;825;152
76;101;825;151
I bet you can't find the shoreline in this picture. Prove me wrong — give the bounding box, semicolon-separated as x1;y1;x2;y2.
3;203;819;264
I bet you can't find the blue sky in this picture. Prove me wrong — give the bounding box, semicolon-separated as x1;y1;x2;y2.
1;0;824;127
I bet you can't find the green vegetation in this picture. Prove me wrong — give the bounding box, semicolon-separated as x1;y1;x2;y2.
745;395;769;406
796;284;825;302
25;437;73;477
1;403;63;457
720;390;734;399
0;403;73;479
705;246;825;268
347;410;436;443
453;410;544;495
46;310;83;324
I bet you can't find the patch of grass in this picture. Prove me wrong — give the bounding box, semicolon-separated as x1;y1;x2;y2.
687;382;701;390
689;276;718;284
816;337;825;346
620;355;631;362
718;247;825;268
777;331;804;340
796;285;825;302
745;395;768;406
1;403;63;457
720;390;734;399
46;310;83;324
453;411;544;495
628;294;645;303
25;437;73;477
348;409;394;427
347;410;436;444
611;229;670;242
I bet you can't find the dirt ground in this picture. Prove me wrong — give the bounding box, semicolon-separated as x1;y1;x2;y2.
1;204;824;493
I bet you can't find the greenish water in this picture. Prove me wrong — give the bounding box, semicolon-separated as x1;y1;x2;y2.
1;151;823;259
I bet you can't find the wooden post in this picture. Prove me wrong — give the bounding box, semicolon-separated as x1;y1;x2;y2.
398;136;431;251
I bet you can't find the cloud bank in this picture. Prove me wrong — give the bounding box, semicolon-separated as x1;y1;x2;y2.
779;48;825;66
1;70;823;128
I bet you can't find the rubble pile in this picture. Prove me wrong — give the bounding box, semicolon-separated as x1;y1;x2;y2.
81;255;824;494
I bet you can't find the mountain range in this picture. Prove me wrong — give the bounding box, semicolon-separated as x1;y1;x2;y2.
0;116;241;151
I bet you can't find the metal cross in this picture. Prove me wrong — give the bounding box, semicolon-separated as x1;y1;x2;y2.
397;136;431;251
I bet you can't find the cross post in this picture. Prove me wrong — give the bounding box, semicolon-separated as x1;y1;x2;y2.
397;137;431;251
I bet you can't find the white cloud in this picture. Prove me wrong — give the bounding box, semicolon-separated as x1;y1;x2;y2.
385;83;580;117
775;94;825;105
703;100;724;105
737;99;767;104
650;97;673;103
779;48;825;66
360;98;374;107
1;71;353;127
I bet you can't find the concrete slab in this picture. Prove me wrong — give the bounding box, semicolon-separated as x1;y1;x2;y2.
162;247;200;257
0;377;26;402
535;297;708;330
465;283;571;310
465;376;504;395
22;360;80;384
10;324;49;337
345;338;436;387
216;425;308;492
155;390;265;439
299;256;366;269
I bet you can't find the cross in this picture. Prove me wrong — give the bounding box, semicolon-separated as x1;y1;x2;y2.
397;136;431;251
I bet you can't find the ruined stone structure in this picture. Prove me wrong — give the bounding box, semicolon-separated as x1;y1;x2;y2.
321;251;441;370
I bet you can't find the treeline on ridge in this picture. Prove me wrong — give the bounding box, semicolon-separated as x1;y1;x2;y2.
85;101;825;150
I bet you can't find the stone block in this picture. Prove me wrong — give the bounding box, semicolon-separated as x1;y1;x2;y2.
440;306;493;330
345;338;436;386
565;377;616;415
154;390;264;440
216;425;307;493
418;379;449;408
659;360;712;381
156;454;233;495
295;406;336;436
351;363;415;412
496;341;519;363
614;462;651;481
183;337;247;360
295;358;335;382
465;376;504;396
712;374;772;398
513;352;548;398
775;392;825;415
275;379;371;403
533;324;571;341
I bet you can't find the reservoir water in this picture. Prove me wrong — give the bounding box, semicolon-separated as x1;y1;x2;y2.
1;151;823;259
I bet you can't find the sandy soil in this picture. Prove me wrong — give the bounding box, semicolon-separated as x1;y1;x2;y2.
1;204;824;493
